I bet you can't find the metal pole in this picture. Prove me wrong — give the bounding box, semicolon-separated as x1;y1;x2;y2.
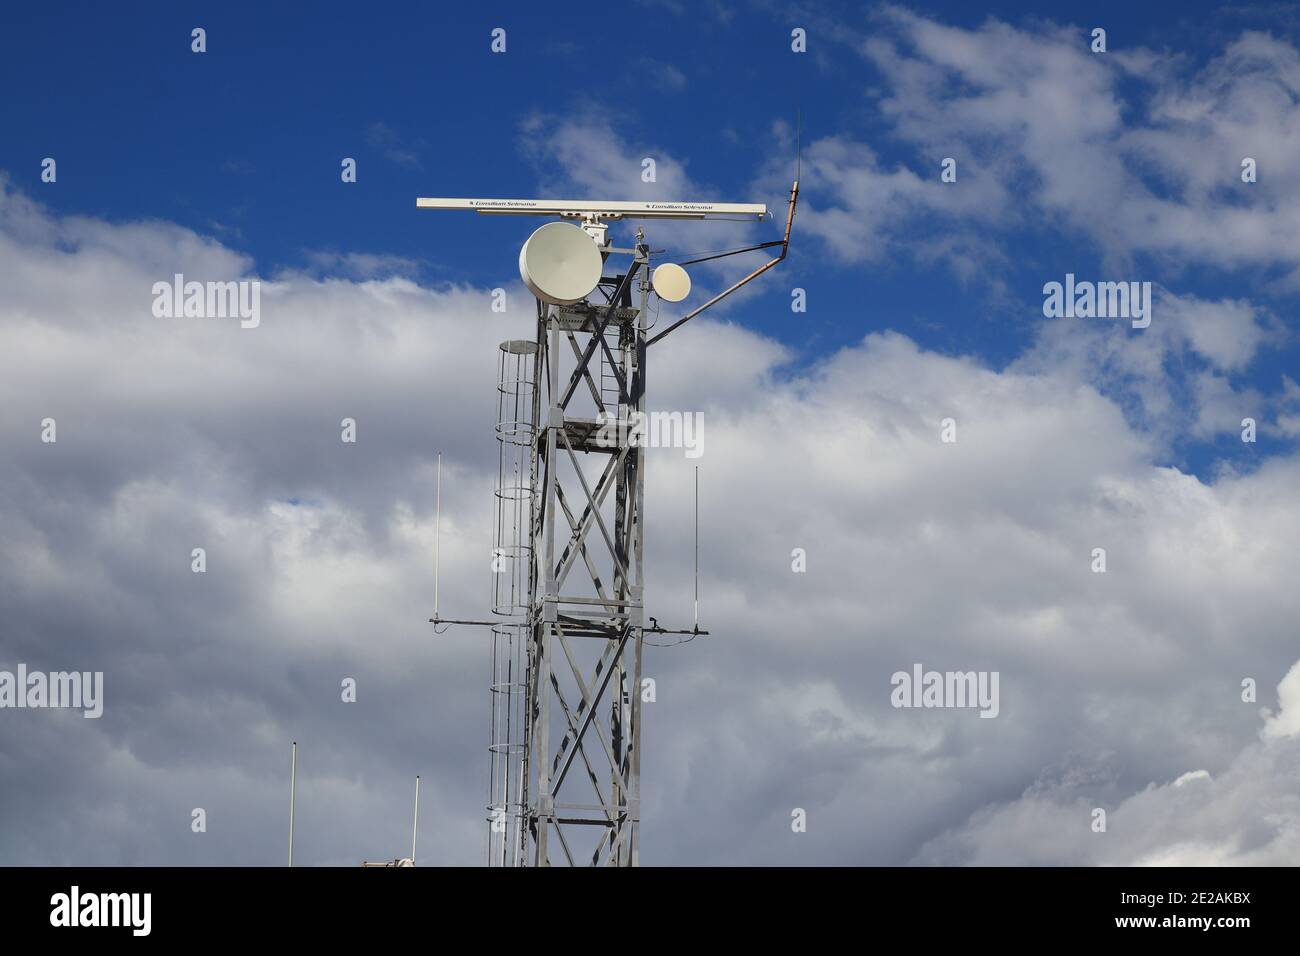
434;453;441;620
411;775;420;865
288;741;297;867
694;466;700;630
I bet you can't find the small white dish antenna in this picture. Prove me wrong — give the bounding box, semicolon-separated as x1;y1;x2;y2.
519;221;602;305
651;263;691;303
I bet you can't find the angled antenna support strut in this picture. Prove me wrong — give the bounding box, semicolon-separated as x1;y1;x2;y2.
645;179;799;347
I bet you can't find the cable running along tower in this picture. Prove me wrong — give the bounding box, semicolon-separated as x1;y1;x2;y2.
422;180;798;866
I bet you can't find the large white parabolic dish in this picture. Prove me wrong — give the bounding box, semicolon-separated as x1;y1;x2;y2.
518;221;602;305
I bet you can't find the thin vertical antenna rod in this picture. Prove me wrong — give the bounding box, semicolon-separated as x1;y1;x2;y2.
288;741;297;867
411;775;420;865
694;466;699;630
796;106;802;181
434;453;442;620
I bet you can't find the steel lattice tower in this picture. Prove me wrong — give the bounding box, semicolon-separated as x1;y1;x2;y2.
522;238;651;865
424;185;797;866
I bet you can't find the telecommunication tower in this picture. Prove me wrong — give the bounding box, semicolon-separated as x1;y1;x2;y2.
423;182;797;866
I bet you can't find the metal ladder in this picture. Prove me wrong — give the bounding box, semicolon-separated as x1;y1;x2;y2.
597;328;624;416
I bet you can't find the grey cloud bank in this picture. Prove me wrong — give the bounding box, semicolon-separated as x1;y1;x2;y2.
3;170;1299;865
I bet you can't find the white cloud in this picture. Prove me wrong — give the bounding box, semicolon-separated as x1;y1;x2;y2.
1012;289;1279;444
1263;658;1300;740
915;685;1300;866
789;9;1300;283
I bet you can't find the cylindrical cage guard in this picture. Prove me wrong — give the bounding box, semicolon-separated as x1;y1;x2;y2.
486;339;537;865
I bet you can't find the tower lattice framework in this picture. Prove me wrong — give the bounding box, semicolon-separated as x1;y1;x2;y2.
518;236;650;866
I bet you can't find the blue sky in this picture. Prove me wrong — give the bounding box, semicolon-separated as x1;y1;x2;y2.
5;1;1297;482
